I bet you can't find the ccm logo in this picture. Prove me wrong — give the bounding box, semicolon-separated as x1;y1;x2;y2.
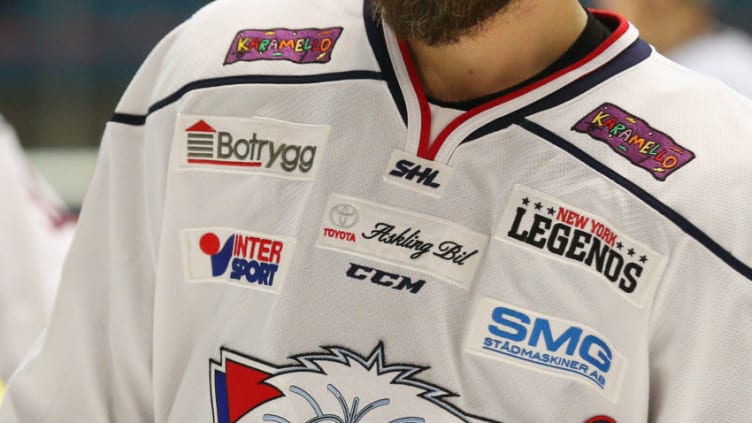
390;159;442;188
345;263;426;294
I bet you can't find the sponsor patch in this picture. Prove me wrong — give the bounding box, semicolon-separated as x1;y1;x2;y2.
210;344;494;423
345;262;426;294
182;228;296;293
383;149;454;198
573;103;695;180
176;115;329;180
466;298;627;402
317;194;488;289
224;27;343;65
497;186;665;307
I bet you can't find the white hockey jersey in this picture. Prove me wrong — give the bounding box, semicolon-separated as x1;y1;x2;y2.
0;117;74;387
1;1;750;422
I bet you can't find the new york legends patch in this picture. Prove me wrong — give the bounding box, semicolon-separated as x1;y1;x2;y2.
496;186;666;307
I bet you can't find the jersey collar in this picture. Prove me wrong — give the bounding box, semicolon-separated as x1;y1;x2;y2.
364;4;652;163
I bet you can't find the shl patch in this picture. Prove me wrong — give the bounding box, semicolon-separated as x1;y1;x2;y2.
225;27;343;65
383;150;454;198
573;103;695;180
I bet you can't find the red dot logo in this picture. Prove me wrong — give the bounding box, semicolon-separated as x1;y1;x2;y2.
200;233;221;256
586;417;616;423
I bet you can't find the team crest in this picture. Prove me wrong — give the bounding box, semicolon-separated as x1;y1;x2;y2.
573;103;695;181
210;344;498;423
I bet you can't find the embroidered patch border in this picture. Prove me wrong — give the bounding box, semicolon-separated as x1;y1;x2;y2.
175;114;330;180
181;227;296;293
466;298;627;402
225;27;344;65
496;185;666;307
572;103;695;181
316;194;488;289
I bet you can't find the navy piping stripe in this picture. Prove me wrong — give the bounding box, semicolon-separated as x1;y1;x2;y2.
517;118;752;281
110;71;383;126
463;39;653;143
362;0;408;125
111;113;147;126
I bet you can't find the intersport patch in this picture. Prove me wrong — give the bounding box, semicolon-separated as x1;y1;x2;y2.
573;103;695;181
225;27;343;65
175;115;329;180
496;186;666;307
316;194;488;289
466;298;627;402
182;228;296;293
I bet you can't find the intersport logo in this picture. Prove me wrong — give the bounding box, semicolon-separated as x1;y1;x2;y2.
177;115;330;180
181;228;296;293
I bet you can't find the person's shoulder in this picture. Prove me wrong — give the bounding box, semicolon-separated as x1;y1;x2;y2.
564;54;752;269
114;0;377;118
168;0;372;76
589;50;752;173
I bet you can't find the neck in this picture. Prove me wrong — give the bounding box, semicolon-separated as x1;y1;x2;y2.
406;1;589;103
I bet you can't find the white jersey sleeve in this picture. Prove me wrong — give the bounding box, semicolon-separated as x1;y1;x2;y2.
0;118;74;384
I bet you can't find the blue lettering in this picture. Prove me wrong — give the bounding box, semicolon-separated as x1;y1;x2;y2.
489;307;530;341
529;319;583;356
487;306;614;376
580;334;612;372
229;257;279;286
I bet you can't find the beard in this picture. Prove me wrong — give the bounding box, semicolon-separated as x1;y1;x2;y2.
370;0;515;46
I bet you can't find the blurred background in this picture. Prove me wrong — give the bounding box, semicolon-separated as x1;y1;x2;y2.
1;0;751;211
1;0;209;211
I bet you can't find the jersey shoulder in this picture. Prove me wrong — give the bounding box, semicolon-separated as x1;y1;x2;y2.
116;0;377;115
549;51;752;272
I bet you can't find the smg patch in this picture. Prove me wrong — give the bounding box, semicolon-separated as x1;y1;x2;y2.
573;103;695;181
225;27;343;65
466;298;627;402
